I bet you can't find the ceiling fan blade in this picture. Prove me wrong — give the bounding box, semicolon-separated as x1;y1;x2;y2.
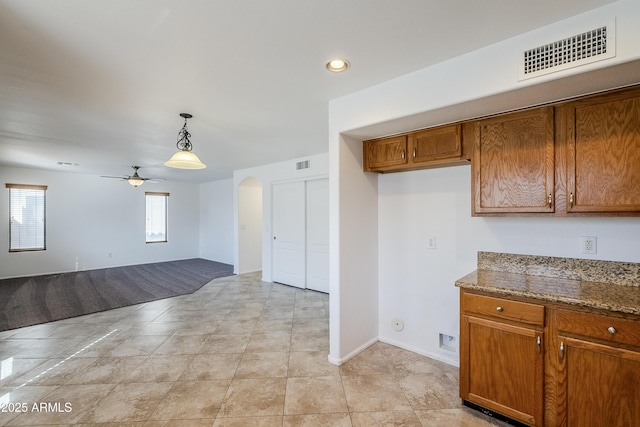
101;167;162;184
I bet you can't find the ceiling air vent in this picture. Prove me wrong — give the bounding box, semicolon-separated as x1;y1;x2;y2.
518;18;615;81
296;160;310;170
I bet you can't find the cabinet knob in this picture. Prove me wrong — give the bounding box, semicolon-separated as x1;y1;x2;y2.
537;336;541;353
608;326;617;334
401;150;405;159
559;342;565;360
569;193;574;208
496;306;503;312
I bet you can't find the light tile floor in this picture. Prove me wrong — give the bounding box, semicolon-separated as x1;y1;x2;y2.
0;272;508;426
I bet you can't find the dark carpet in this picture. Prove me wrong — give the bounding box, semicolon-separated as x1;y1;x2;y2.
0;258;234;332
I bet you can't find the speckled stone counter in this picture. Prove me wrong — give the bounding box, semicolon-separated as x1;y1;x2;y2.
456;252;640;315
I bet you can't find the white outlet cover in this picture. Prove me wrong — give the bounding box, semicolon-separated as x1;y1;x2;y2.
580;236;597;254
391;318;404;331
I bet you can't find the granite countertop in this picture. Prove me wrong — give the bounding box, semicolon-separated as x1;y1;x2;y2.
455;252;640;316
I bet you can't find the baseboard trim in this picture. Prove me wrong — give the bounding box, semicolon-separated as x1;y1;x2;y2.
378;336;459;367
234;268;262;275
327;336;379;366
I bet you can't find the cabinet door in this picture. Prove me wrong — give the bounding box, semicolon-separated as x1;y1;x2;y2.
461;315;544;426
565;89;640;212
409;124;461;164
363;135;408;171
472;107;555;215
556;337;640;427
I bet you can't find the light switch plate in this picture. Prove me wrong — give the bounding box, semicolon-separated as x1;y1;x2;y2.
427;236;436;250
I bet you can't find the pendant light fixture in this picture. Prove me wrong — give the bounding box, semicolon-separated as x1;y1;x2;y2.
164;113;206;169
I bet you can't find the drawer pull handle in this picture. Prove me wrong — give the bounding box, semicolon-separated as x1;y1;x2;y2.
496;306;503;312
559;342;565;360
569;193;574;208
537;336;541;353
547;193;552;209
401;150;405;159
608;326;617;334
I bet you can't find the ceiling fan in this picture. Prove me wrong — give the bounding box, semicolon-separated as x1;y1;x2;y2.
101;166;163;187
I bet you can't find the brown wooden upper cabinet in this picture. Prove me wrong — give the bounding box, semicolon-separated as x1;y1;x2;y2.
471;106;555;215
363;124;468;172
362;85;640;216
363;134;409;171
561;87;640;213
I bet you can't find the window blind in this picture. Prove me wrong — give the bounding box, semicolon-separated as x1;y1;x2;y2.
6;184;47;251
145;192;168;243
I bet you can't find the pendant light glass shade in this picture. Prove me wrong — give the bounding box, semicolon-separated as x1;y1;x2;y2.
164;113;207;169
164;150;206;169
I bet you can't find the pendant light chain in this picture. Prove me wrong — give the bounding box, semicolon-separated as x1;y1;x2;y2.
177;117;193;152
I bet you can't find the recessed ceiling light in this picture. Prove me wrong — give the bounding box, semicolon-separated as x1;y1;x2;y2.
326;58;350;73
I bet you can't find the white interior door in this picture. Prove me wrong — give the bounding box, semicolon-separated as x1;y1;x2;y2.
272;181;306;288
306;179;329;293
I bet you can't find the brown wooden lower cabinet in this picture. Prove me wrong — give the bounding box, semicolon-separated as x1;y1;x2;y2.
460;289;640;427
460;292;544;426
555;309;640;427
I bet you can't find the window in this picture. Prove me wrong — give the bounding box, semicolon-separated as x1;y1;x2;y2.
7;183;47;252
145;192;168;243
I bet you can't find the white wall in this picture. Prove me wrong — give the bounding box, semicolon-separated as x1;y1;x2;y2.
237;177;262;274
233;153;329;280
332;1;640;138
378;166;640;365
328;134;379;365
199;178;234;265
329;0;640;366
0;166;200;279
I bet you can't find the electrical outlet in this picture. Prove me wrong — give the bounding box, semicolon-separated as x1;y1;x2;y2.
580;236;597;254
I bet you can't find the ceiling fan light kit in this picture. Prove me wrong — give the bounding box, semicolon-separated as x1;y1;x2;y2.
127;174;145;187
164;113;207;170
101;166;161;187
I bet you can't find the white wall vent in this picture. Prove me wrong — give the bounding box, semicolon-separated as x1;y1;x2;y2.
518;18;616;81
296;160;310;170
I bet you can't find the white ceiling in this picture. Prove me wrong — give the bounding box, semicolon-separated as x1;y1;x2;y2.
0;0;617;183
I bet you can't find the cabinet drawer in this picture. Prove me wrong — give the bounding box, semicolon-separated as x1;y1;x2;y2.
557;309;640;348
462;293;544;326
